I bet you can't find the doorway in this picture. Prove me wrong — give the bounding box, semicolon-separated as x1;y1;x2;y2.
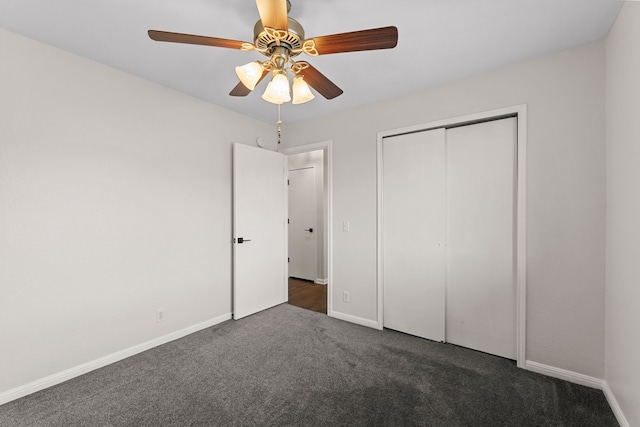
283;142;332;316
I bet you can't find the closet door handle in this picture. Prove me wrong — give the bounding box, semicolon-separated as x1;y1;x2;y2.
305;228;314;233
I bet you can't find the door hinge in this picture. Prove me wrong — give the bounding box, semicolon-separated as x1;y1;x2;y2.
288;257;290;262
287;179;290;185
288;218;290;224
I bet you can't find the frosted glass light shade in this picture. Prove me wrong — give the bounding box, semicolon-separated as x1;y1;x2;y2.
235;61;264;90
292;75;315;104
262;73;291;104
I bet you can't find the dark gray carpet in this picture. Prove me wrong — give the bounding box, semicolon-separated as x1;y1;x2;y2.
0;304;617;426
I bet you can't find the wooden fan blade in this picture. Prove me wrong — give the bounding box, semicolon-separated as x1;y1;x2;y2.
229;69;270;97
255;0;288;31
229;82;253;97
310;26;398;55
296;62;343;100
148;30;246;49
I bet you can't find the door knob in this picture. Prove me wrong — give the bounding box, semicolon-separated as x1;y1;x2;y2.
236;237;251;244
305;228;314;233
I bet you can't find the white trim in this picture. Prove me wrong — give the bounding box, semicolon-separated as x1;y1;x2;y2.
515;105;528;368
282;141;333;317
376;129;385;331
288;166;314;172
283;155;289;303
0;313;231;406
315;278;328;285
330;311;381;330
602;381;630;427
524;361;603;389
376;105;528;367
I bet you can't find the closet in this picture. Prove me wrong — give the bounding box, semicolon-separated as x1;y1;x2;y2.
382;117;517;360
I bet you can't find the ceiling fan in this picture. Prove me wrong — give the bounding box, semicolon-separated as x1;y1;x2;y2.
148;0;398;105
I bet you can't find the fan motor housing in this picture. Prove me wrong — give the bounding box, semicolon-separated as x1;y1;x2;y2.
253;18;305;58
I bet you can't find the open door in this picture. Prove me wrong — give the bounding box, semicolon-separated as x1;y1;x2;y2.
233;143;287;320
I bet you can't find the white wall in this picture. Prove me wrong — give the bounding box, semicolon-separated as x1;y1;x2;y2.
0;28;273;396
605;3;640;426
0;21;619;406
288;150;326;282
282;41;607;378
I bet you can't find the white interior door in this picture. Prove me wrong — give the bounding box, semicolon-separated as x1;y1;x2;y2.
383;128;446;341
445;118;517;359
288;167;317;281
233;143;287;320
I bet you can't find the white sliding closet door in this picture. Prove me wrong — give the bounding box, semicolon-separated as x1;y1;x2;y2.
383;129;446;342
445;118;516;359
382;117;517;359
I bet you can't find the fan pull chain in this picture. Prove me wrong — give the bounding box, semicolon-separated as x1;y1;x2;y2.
277;104;282;144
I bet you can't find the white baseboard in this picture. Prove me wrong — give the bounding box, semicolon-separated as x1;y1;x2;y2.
0;313;232;406
314;278;328;285
602;380;630;427
524;360;603;389
329;311;380;330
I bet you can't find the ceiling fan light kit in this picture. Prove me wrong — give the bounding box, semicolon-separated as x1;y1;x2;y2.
235;61;265;91
291;75;315;105
262;71;291;104
148;0;398;106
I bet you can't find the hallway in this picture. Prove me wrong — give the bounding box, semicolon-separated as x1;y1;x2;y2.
287;277;327;314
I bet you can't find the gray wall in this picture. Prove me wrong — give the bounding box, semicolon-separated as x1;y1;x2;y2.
282;41;607;378
605;3;640;426
0;28;274;395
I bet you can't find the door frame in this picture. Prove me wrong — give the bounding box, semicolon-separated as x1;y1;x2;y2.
376;104;528;368
282;140;333;317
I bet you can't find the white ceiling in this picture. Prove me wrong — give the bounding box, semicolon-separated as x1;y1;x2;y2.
0;0;623;124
